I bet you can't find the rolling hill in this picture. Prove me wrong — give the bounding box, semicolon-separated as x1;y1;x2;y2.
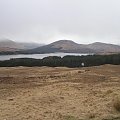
0;39;43;52
87;42;120;54
23;40;120;54
24;40;95;54
0;39;120;54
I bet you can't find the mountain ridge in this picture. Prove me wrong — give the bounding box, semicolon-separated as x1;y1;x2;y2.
23;40;120;54
0;39;44;52
0;39;120;54
87;42;120;53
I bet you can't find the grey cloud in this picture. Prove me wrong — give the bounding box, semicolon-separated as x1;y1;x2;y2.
0;0;120;44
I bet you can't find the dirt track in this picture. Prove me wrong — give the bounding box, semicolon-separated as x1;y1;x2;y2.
0;65;120;120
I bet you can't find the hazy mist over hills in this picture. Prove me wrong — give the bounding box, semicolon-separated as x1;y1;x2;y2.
0;39;44;52
0;0;120;44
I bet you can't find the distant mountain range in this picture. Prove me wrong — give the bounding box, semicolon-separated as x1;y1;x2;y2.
23;40;120;54
86;42;120;53
0;39;120;54
0;39;44;52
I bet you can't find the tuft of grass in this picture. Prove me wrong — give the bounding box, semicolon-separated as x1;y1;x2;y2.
113;98;120;112
102;116;120;120
88;113;95;119
63;115;79;120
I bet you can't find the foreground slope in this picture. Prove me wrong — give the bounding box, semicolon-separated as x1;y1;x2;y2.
0;65;120;120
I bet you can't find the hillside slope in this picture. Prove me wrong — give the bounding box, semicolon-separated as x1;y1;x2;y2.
0;39;43;52
24;40;120;54
0;39;24;51
0;39;120;54
25;40;95;54
87;42;120;53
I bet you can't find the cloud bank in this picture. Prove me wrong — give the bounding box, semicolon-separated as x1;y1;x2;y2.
0;0;120;44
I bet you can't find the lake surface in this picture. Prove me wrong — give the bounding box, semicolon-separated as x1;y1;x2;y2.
0;53;90;61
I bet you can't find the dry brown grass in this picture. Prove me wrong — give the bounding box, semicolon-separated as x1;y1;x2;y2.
0;65;120;120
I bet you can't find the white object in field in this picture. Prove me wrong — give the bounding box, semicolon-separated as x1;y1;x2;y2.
81;62;85;67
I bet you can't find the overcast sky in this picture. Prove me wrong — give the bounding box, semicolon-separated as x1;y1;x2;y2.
0;0;120;44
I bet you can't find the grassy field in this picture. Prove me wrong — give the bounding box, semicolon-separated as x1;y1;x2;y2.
0;65;120;120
